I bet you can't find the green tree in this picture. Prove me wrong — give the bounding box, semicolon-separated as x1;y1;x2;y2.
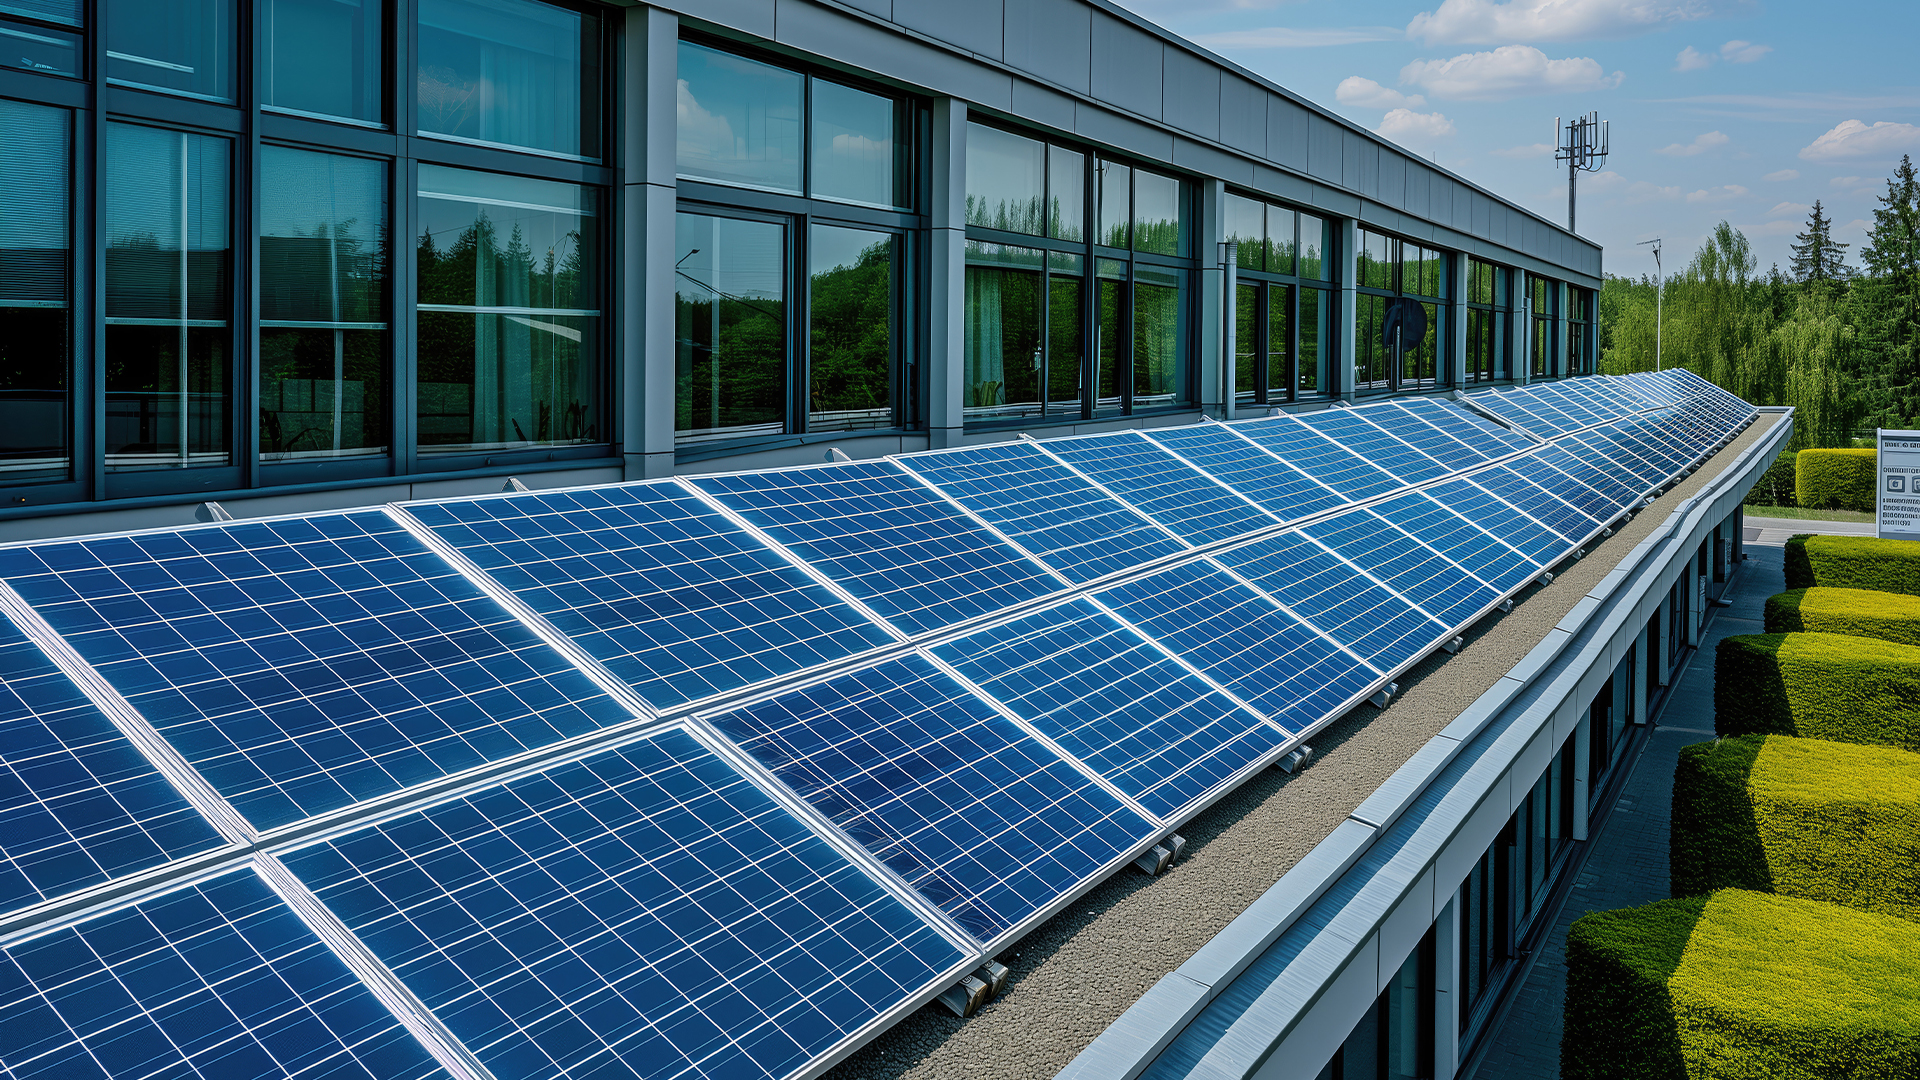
1858;155;1920;425
1789;199;1852;284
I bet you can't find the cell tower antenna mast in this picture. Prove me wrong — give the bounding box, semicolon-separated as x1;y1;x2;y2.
1555;112;1610;235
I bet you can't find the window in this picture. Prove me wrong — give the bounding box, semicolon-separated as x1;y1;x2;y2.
674;214;785;442
0;1;82;77
808;225;900;431
963;243;1081;423
104;123;231;472
1514;737;1576;930
1528;274;1558;378
105;0;234;102
0;100;70;484
1458;845;1507;1037
1568;287;1595;375
1355;229;1447;394
1094;156;1194;417
1464;259;1509;384
1588;643;1636;801
416;165;599;456
1227;192;1333;406
418;0;603;160
262;0;382;124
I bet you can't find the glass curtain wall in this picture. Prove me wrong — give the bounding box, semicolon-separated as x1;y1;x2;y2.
1224;193;1333;408
2;0;82;76
0;100;71;483
1464;259;1509;384
1102;158;1193;415
1588;644;1637;803
674;38;916;445
105;0;234;101
1528;274;1558;378
417;0;602;160
1355;229;1447;394
262;0;382;124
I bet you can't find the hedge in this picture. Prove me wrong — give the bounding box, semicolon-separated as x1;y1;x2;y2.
1783;533;1920;597
1671;734;1920;919
1714;632;1920;750
1563;889;1920;1079
1764;587;1920;649
1794;448;1877;511
1742;451;1797;508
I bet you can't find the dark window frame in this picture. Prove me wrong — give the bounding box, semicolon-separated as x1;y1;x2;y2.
1354;227;1450;397
1225;189;1337;409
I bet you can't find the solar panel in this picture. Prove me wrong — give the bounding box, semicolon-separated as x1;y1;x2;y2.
400;485;896;712
1212;532;1446;671
1092;562;1381;733
1226;415;1403;499
1531;445;1633;522
1141;425;1348;525
1295;409;1451;484
1365;401;1495;471
1525;383;1610;426
932;599;1283;820
0;614;223;913
1494;389;1583;434
1565;425;1673;486
1401;396;1537;453
1465;391;1559;436
284;727;966;1080
1302;511;1499;627
895;442;1188;583
0;512;635;831
1422;478;1571;563
1546;438;1655;504
691;462;1062;637
0;868;449;1080
1469;466;1602;543
1369;492;1540;594
703;655;1152;941
1038;432;1278;545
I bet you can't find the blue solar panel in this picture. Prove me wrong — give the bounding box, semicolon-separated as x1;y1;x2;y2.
0;868;447;1080
1039;432;1277;545
0;616;222;914
1141;425;1347;525
1093;563;1380;733
402;485;895;711
1226;416;1403;499
1423;478;1571;562
1213;533;1445;671
1366;401;1494;471
706;656;1151;941
1466;391;1555;436
1547;439;1651;504
1552;380;1631;420
932;599;1282;820
691;462;1061;637
1469;466;1601;542
1370;493;1540;594
0;513;634;831
1615;416;1695;470
1402;397;1537;454
1532;445;1631;522
1495;390;1582;434
1526;384;1609;426
1294;410;1450;484
285;727;965;1080
1566;427;1670;486
1302;512;1498;628
895;443;1186;584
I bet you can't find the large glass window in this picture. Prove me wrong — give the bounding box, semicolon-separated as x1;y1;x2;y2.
1133;265;1185;407
809;224;899;431
810;80;908;209
1465;259;1509;384
416;165;599;456
1568;287;1595;375
1226;193;1333;407
673;213;785;442
965;125;1043;235
417;0;602;160
1355;228;1447;394
259;148;388;462
0;4;82;78
105;0;234;102
263;0;382;124
104;123;231;472
0;100;70;485
1529;274;1558;378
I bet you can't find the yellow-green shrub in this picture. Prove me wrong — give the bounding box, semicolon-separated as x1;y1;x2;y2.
1764;587;1920;648
1671;734;1920;919
1783;533;1920;596
1794;448;1877;511
1564;890;1920;1080
1714;632;1920;750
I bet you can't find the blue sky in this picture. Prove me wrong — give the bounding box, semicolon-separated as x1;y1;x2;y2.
1109;0;1920;281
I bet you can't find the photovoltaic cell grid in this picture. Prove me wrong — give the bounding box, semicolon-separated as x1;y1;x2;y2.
1038;432;1278;545
1213;532;1445;671
1140;425;1347;525
1294;410;1451;485
1226;415;1404;499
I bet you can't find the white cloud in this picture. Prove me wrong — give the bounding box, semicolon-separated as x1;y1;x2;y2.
1194;26;1401;48
1581;170;1628;193
1686;184;1749;203
676;80;737;167
1627;180;1683;202
1399;46;1624;102
1673;45;1712;72
1763;169;1800;181
1336;77;1427;109
1830;175;1865;187
1406;0;1717;45
1655;130;1730;156
1765;201;1808;218
1720;39;1771;63
1492;142;1556;159
1799;119;1920;162
1830;175;1878;197
1376;108;1457;142
1746;219;1799;236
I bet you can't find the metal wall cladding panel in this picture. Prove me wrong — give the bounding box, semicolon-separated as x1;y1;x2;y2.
934;599;1280;821
0;869;448;1080
1308;115;1342;185
1042;432;1278;546
899;442;1186;585
1001;0;1089;93
692;461;1061;637
1531;445;1631;524
1162;48;1220;142
1141;425;1346;525
1376;151;1405;211
1404;397;1536;455
1227;416;1404;500
1424;477;1571;561
1371;492;1540;595
0;512;634;831
1219;74;1265;155
1295;410;1450;485
1302;511;1498;629
1094;562;1379;733
892;0;1002;60
286;727;967;1080
1267;96;1307;171
406;485;896;712
1089;12;1162;121
0;616;223;914
1369;401;1495;471
1213;532;1444;671
705;655;1152;941
1470;466;1601;543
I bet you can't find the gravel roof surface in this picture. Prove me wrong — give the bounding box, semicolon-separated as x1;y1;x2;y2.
822;413;1783;1080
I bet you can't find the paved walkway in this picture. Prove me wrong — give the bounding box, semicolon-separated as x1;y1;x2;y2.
1467;541;1787;1080
1743;513;1875;544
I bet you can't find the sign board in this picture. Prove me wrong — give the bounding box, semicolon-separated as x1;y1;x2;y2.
1878;429;1920;542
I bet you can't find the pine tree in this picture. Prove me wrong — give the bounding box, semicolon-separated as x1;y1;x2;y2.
1789;199;1851;283
1860;156;1920;425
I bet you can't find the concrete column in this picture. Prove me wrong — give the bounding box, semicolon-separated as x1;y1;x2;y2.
1434;894;1460;1078
1338;217;1358;402
1448;252;1468;389
1199;179;1226;417
927;99;967;449
622;6;679;479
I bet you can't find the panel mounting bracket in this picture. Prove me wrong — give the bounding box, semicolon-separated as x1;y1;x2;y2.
1133;833;1187;875
1498;598;1515;613
1440;635;1464;654
1369;682;1399;709
938;961;1011;1017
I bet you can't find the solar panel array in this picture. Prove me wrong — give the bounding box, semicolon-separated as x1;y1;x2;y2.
0;370;1755;1080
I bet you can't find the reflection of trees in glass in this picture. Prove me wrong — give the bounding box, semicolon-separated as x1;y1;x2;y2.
416;65;477;136
963;266;1039;411
1133;282;1180;400
1299;288;1322;393
1047;278;1082;407
1267;284;1292;397
1097;279;1123;410
1235;283;1258;400
675;276;784;434
965;194;1043;236
810;239;894;420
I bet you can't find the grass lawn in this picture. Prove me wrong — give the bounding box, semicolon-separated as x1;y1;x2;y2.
1744;505;1875;523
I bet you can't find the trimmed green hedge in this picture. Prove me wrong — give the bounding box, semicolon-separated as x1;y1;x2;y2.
1714;632;1920;750
1671;734;1920;919
1795;448;1877;511
1564;890;1920;1079
1783;534;1920;596
1743;451;1797;508
1764;587;1920;648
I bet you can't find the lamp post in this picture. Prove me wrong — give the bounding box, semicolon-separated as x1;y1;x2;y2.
1637;237;1663;371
